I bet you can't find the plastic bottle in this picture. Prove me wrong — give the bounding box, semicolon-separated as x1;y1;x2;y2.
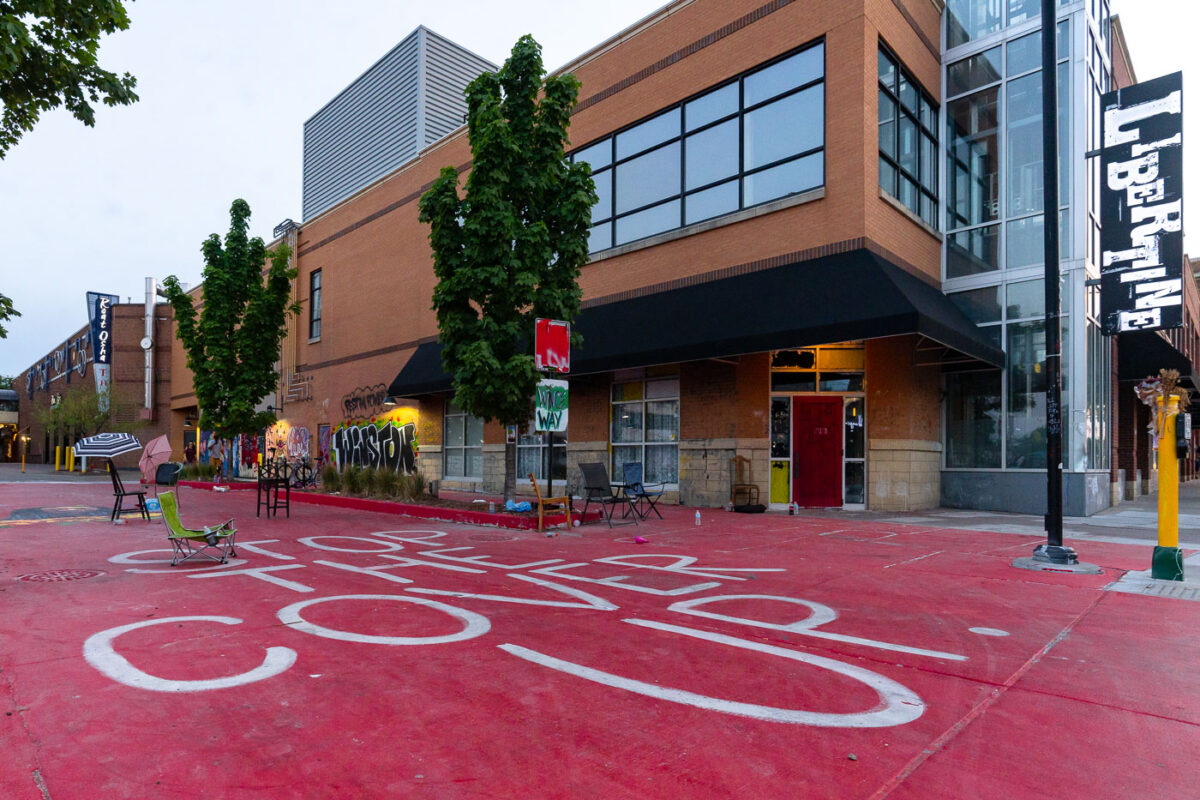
694;510;701;526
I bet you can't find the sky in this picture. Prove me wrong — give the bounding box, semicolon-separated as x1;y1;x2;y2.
0;0;1195;376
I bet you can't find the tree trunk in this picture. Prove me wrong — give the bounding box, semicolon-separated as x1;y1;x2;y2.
503;439;517;503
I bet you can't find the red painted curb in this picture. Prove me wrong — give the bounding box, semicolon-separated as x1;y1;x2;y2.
177;480;596;530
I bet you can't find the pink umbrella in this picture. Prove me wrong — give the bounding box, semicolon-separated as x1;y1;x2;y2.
139;434;173;483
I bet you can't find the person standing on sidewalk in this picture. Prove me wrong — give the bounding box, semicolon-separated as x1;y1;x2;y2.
209;438;224;482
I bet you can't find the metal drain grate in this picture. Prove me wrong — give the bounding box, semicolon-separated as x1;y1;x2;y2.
469;533;517;542
16;569;106;583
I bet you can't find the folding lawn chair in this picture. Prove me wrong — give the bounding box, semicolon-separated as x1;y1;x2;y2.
158;490;237;566
579;462;638;527
622;462;665;520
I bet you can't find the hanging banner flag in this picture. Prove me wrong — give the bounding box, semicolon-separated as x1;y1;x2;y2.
534;379;568;432
87;291;120;410
1099;71;1184;335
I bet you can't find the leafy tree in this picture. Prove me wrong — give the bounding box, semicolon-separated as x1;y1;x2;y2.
0;374;13;389
39;384;113;438
0;0;139;158
0;291;18;337
419;35;595;501
162;199;299;440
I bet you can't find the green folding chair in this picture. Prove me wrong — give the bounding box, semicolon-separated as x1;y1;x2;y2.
158;490;237;566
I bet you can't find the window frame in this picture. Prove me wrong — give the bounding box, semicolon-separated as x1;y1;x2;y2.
443;402;484;480
610;377;680;487
573;38;826;252
308;269;322;341
878;44;940;229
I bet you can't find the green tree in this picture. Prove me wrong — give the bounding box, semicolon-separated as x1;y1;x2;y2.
162;199;299;440
38;384;113;438
0;0;138;158
0;291;18;338
0;374;15;389
419;35;595;501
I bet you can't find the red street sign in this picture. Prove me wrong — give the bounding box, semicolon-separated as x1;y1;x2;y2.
535;318;570;373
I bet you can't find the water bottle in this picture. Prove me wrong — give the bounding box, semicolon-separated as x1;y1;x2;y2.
694;510;701;526
789;502;795;516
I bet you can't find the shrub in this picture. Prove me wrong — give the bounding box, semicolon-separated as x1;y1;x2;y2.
411;472;427;498
343;464;362;496
322;464;340;493
361;466;379;497
376;468;399;498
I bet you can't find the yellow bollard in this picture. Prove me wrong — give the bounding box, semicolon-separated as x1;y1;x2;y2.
55;445;61;471
67;446;75;473
21;453;25;473
1154;394;1184;579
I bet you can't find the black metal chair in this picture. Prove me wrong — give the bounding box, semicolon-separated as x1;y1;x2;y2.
622;462;665;520
109;461;150;522
257;458;291;518
579;462;637;527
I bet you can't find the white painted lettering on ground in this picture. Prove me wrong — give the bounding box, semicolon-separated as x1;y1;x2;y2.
83;616;296;692
669;594;966;661
407;573;618;610
297;536;406;553
500;617;925;728
187;564;315;593
276;594;490;645
592;554;786;581
528;562;721;596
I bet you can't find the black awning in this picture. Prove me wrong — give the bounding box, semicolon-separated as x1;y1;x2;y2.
387;248;1004;398
1117;329;1195;382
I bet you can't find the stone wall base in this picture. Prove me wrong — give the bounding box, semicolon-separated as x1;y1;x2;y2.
678;438;769;507
868;439;941;511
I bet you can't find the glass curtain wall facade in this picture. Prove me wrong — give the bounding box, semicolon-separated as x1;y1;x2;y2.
942;0;1112;481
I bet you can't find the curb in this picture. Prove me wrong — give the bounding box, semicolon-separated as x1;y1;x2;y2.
177;480;592;530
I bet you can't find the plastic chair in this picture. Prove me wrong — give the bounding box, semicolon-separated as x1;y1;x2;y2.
109;461;150;522
622;462;665;520
528;472;572;534
158;490;237;566
579;462;637;527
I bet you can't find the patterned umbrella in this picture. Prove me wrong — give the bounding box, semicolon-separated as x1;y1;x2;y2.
73;432;143;459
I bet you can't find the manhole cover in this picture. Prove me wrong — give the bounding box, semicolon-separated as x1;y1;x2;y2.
16;569;106;583
469;533;516;542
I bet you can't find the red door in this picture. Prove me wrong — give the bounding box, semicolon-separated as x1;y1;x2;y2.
792;397;842;507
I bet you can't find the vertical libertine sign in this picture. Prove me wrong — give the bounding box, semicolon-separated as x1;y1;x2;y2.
1100;72;1184;335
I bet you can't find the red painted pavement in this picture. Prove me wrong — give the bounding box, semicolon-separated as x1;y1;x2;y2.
1;482;1197;799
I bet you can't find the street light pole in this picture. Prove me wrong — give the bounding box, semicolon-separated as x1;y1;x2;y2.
1033;0;1076;565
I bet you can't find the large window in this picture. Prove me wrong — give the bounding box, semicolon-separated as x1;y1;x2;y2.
947;0;1073;49
611;378;679;485
878;47;939;228
519;424;567;482
444;402;483;479
575;41;825;252
309;269;322;340
945;23;1069;279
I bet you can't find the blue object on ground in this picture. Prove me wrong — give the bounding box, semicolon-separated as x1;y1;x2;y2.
505;500;532;512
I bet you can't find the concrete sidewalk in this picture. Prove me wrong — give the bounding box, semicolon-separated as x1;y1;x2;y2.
1;480;1198;798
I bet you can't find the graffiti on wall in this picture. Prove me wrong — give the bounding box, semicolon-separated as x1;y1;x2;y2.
265;421;312;461
24;331;91;397
332;407;418;473
286;426;311;459
239;434;259;468
318;424;331;466
341;384;389;419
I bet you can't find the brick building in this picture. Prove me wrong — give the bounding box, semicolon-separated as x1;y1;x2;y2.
17;0;1196;516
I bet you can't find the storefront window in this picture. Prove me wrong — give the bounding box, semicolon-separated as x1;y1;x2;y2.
518;424;567;481
611;378;679;484
444;402;483;479
945;371;1003;468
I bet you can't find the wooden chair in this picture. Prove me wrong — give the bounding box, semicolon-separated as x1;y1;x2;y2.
729;455;760;507
528;472;572;535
